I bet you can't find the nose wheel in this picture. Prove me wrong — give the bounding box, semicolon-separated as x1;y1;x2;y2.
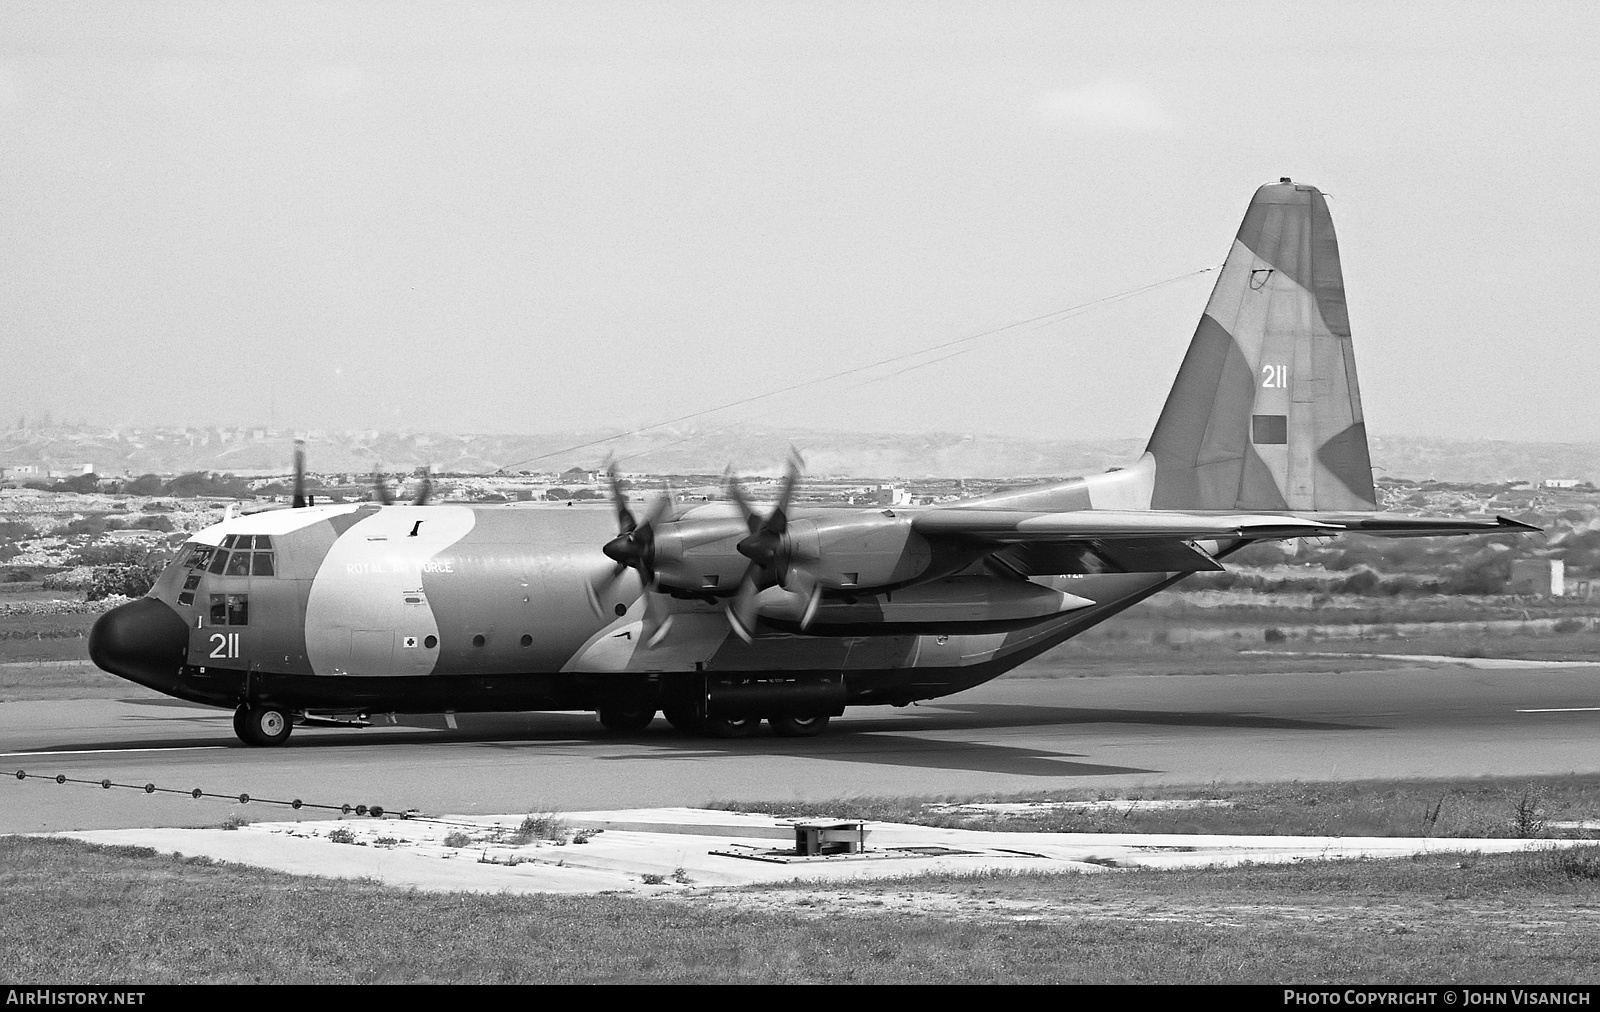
233;704;294;746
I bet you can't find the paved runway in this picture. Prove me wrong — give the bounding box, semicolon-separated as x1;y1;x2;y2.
3;661;1598;834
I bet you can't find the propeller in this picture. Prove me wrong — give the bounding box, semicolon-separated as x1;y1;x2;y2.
291;440;309;508
371;470;394;505
411;465;433;506
592;463;674;624
725;450;819;642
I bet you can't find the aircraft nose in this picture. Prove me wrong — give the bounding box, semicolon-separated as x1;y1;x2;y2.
89;597;189;693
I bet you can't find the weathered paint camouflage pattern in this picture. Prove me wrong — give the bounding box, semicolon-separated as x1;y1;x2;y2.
104;181;1519;722
1148;180;1376;512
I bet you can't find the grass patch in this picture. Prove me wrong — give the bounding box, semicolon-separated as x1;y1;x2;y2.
711;776;1600;839
509;813;568;845
2;836;1598;983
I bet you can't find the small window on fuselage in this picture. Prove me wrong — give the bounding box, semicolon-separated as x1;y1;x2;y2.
209;593;249;626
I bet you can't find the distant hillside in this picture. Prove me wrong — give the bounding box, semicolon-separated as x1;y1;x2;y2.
1367;436;1600;485
1;425;1596;482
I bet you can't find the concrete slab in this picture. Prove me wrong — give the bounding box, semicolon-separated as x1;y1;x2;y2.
55;807;1592;897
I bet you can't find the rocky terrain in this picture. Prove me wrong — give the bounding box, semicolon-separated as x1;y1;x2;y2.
5;424;1598;483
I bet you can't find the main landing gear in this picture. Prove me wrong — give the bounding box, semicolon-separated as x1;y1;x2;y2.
768;715;830;738
233;704;293;747
597;709;831;739
596;706;656;733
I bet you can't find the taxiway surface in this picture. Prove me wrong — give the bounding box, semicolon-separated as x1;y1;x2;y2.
3;661;1598;835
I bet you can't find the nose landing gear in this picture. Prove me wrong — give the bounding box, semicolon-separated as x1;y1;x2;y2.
233;704;294;746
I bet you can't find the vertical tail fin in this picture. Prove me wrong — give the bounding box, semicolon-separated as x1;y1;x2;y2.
1147;179;1376;512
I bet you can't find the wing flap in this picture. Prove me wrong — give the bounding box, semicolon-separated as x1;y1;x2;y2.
997;539;1224;576
1284;513;1539;538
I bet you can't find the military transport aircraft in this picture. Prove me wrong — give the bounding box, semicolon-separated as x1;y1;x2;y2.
89;179;1534;746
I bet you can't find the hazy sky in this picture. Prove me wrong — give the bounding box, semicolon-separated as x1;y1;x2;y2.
4;1;1597;445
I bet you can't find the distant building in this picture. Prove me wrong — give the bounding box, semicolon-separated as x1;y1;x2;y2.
560;467;599;484
1509;559;1564;597
1543;478;1582;489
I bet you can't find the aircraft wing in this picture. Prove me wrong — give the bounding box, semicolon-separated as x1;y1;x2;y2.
912;507;1536;544
910;508;1341;544
909;508;1538;576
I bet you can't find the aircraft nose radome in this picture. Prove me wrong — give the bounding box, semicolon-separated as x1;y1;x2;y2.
89;597;189;692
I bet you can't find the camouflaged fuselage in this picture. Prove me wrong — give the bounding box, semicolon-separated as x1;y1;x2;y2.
119;461;1174;716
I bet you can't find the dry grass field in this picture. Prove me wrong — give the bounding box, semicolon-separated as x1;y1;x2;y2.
3;835;1597;983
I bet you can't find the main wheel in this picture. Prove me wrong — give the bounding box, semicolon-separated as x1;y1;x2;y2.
769;715;831;738
597;707;656;733
662;706;704;734
235;705;293;747
702;716;758;739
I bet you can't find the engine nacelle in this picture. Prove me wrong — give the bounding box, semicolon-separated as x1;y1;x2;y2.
647;509;936;597
649;515;753;595
787;511;931;591
756;575;1094;634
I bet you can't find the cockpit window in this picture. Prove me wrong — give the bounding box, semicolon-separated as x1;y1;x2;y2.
183;545;216;570
209;594;248;626
223;534;274;550
205;536;277;577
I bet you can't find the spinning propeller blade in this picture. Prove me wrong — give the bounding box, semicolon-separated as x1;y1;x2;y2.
723;449;811;641
291;440;308;509
593;464;676;629
411;465;433;506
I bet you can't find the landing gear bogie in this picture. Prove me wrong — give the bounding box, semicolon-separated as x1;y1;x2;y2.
702;716;759;739
662;706;703;734
597;707;656;733
769;715;830;737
